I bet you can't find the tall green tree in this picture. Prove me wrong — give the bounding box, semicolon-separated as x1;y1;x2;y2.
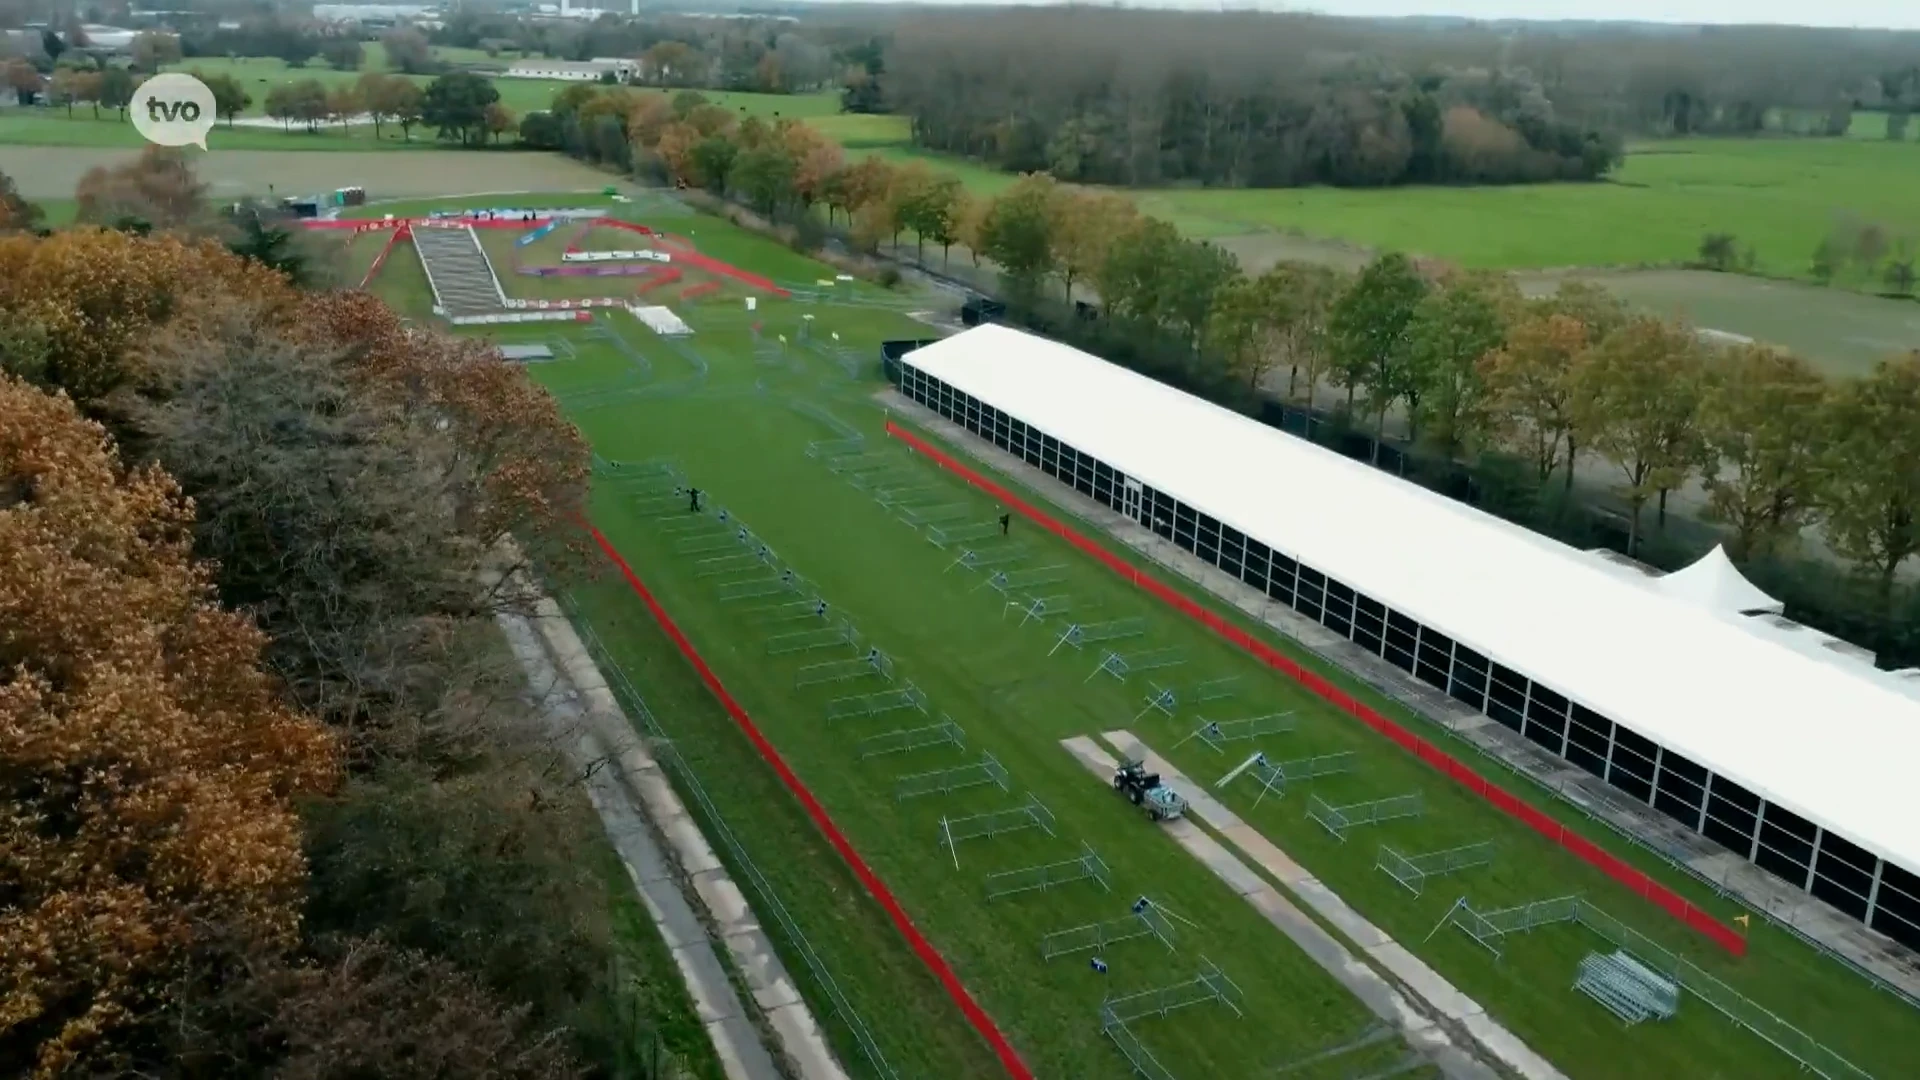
1160;238;1240;350
1327;253;1429;460
1821;353;1920;593
99;66;136;121
977;173;1060;291
1405;272;1515;455
1570;317;1706;554
1696;344;1831;559
1093;215;1181;323
1206;271;1289;390
731;142;795;218
421;72;500;147
1272;262;1344;404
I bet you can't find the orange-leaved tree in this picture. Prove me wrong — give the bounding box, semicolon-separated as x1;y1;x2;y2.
293;291;589;554
0;374;337;1077
0;227;293;406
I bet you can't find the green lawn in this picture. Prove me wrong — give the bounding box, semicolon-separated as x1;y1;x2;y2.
428;205;1920;1080
1133;138;1920;278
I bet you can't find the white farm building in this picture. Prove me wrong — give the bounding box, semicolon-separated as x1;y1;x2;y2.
896;322;1920;957
503;57;638;82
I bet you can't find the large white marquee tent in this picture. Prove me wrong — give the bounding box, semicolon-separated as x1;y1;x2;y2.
900;324;1920;902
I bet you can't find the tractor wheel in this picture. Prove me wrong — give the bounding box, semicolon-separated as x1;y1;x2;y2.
1129;789;1143;805
1111;776;1125;793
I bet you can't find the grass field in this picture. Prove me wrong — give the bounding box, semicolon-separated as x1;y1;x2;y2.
368;191;1920;1080
1134;138;1920;279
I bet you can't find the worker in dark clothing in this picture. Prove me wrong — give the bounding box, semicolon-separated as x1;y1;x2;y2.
688;487;702;512
999;512;1012;537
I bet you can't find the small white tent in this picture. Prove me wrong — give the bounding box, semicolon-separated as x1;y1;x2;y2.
1655;545;1783;615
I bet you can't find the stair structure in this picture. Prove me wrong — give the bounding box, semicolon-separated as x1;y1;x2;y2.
411;225;508;317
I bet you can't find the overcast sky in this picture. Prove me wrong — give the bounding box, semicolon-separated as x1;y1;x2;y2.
873;1;1920;32
1284;0;1919;29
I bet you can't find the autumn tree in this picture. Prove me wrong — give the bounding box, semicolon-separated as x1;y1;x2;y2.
0;227;286;406
1405;271;1515;455
0;168;40;233
391;79;425;141
166;939;587;1080
1481;312;1590;487
47;68;79;117
1206;268;1292;390
1272;262;1344;404
326;83;363;130
956;189;991;268
484;101;517;146
74;145;210;232
381;26;434;75
0;374;336;1077
1820;353;1920;593
785;124;843;219
1696;344;1831;558
1571;317;1707;554
4;57;42;104
881;160;935;252
907;174;965;266
129;30;182;72
1328;252;1429;458
1052;188;1136;300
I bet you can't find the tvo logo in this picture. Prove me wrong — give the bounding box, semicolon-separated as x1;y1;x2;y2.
131;72;216;151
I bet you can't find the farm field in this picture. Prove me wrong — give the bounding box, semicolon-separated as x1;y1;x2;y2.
375;192;1920;1080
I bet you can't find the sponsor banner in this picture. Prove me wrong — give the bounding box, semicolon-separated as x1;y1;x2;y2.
559;249;673;264
447;310;583;326
515;219;565;247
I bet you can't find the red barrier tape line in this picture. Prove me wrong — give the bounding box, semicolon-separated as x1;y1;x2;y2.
357;224;405;291
586;526;1037;1079
883;420;1750;958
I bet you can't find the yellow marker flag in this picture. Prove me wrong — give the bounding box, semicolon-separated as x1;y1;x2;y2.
1734;914;1751;928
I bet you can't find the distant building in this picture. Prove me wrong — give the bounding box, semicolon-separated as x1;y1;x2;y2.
1;29;49;62
311;4;438;24
503;58;636;82
78;25;140;51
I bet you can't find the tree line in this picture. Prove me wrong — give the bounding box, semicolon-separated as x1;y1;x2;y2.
863;9;1920;134
510;86;1920;662
882;9;1623;189
0;159;720;1078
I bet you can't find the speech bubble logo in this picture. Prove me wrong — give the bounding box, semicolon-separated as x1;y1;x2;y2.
130;72;216;151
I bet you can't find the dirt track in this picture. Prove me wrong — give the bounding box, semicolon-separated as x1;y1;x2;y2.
3;147;618;201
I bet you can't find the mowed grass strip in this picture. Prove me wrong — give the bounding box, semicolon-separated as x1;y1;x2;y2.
532;243;1917;1078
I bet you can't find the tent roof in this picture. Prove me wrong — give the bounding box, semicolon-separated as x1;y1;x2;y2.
904;323;1920;874
1655;546;1785;615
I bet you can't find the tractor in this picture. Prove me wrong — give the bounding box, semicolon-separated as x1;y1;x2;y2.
1112;758;1188;822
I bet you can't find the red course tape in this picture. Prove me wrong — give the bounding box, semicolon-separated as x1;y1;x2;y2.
589;526;1036;1078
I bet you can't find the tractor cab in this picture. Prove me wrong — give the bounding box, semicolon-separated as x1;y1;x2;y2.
1111;757;1188;822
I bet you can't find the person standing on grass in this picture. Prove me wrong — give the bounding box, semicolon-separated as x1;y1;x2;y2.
999;511;1012;537
688;487;702;512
